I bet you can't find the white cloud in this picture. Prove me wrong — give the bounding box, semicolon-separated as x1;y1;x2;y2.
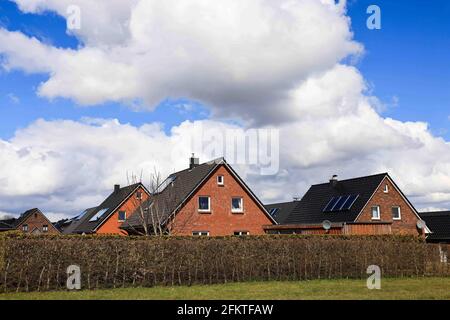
1;0;362;124
7;93;20;104
0;0;449;218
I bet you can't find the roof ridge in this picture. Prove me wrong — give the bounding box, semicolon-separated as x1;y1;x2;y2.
168;157;223;177
266;200;300;206
311;172;388;187
420;211;450;216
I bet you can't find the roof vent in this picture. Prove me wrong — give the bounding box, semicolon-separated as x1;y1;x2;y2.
114;184;121;193
330;175;338;187
189;153;200;170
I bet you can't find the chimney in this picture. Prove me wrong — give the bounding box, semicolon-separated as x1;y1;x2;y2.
189;153;200;170
114;184;121;193
330;175;338;187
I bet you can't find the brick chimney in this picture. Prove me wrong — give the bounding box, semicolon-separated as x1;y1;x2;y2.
330;175;338;187
189;154;200;170
114;184;121;193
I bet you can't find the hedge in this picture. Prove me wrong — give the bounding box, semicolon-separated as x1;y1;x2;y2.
0;233;448;292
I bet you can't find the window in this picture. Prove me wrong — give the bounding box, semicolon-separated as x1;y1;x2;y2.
118;211;127;222
192;231;209;236
198;196;211;212
384;185;389;193
155;176;177;194
136;191;143;200
22;224;28;232
371;206;381;220
43;225;48;233
231;197;244;213
234;231;249;236
217;175;224;186
89;208;109;222
392;206;401;220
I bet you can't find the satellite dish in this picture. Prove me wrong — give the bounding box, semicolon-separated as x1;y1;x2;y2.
322;220;332;231
416;220;426;230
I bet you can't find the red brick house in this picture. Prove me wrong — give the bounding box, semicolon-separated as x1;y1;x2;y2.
61;183;150;235
0;208;60;234
265;173;431;236
121;156;276;236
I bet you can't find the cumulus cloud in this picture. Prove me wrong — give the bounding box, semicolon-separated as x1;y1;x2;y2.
1;0;362;123
1;67;450;218
0;0;449;218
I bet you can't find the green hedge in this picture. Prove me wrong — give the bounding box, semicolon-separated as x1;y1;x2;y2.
0;233;448;292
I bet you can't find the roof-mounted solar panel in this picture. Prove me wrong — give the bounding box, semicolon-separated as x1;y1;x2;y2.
332;195;349;211
341;194;359;211
323;194;360;212
323;196;340;212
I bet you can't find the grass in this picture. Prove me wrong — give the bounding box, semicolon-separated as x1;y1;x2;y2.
0;277;449;300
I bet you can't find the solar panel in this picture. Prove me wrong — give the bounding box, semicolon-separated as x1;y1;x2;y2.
89;208;109;222
341;194;359;211
323;196;340;212
323;194;360;212
334;195;352;211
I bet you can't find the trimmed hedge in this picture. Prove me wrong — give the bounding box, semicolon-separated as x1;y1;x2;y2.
0;233;448;292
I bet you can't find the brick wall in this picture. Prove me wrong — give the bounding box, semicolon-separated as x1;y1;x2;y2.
16;211;59;235
169;164;274;236
356;177;422;235
97;186;150;235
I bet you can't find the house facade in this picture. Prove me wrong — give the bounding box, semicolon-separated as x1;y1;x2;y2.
0;208;60;234
61;183;150;235
265;173;430;237
122;156;276;236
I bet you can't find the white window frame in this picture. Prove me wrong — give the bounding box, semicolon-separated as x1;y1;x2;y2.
22;224;28;232
384;184;389;193
234;231;249;236
192;231;210;236
217;175;224;186
231;197;244;213
392;206;402;220
43;225;48;233
198;196;211;213
136;191;143;200
371;206;381;220
118;210;127;222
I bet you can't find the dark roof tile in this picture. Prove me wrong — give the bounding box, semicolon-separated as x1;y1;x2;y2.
284;173;387;225
420;211;450;242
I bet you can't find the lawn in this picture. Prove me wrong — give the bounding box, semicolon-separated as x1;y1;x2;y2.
1;277;449;300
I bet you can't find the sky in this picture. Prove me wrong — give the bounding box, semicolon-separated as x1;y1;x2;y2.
0;0;449;220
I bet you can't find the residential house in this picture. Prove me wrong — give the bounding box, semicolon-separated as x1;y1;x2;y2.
264;173;430;236
265;199;301;225
0;208;60;234
62;183;150;235
420;211;450;243
121;156;277;236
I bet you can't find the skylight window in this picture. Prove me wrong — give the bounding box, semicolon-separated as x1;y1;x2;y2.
74;210;88;221
89;208;109;222
155;176;177;194
323;195;359;212
269;208;280;217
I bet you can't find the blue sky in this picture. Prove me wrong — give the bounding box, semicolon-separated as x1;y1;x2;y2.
0;0;449;139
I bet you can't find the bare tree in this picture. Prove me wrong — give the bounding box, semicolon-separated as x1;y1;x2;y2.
125;167;204;237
